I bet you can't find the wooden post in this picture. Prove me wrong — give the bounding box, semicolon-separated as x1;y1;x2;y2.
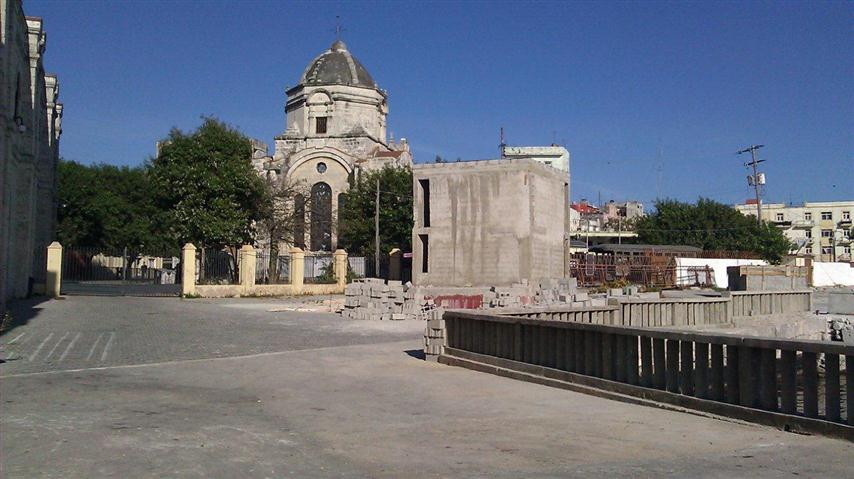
680;341;694;396
758;348;777;411
46;242;63;298
710;344;724;401
653;338;666;389
181;243;196;297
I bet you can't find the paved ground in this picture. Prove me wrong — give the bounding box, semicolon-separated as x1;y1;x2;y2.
1;297;852;478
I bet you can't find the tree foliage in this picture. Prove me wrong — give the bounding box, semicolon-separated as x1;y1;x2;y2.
338;165;413;256
56;160;170;252
636;198;793;263
148;118;266;249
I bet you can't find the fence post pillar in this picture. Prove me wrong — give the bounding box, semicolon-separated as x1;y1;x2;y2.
46;242;62;298
333;249;348;290
290;247;305;294
389;248;402;281
239;245;256;294
720;291;732;323
181;243;196;297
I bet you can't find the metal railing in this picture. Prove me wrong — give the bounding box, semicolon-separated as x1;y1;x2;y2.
304;254;335;284
255;251;290;284
443;311;853;436
198;248;238;285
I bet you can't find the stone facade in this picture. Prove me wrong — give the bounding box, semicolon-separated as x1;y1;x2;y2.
254;40;412;252
1;1;62;310
412;158;570;287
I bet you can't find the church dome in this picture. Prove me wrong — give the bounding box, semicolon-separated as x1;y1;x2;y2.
300;40;377;89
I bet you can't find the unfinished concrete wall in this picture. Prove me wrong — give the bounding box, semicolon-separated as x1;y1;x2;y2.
412;159;569;287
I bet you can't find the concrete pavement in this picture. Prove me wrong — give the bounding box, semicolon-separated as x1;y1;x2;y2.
1;297;851;478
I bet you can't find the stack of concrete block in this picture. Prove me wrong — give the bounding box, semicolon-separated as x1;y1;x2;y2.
534;277;591;307
342;278;442;321
423;313;446;359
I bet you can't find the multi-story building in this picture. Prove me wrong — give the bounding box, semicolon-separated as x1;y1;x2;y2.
734;201;853;262
1;0;63;311
500;145;570;173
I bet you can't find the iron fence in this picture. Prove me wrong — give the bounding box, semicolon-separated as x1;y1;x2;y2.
304;254;335;284
198;248;238;285
348;256;367;278
256;250;291;284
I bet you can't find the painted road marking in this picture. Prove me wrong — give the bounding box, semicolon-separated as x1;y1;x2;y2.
7;332;25;345
44;332;69;361
28;333;54;362
86;333;104;361
58;332;82;362
100;332;115;362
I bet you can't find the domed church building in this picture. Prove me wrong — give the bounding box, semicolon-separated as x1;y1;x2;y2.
258;40;412;252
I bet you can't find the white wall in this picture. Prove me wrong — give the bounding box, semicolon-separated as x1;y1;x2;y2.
675;258;767;289
813;262;854;287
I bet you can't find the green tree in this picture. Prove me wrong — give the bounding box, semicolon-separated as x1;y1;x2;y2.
149;117;266;250
56;160;168;252
636;198;793;263
338;165;413;256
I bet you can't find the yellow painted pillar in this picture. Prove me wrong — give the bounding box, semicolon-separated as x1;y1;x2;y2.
239;245;256;294
290;247;304;294
333;249;348;289
46;241;62;298
181;243;197;297
389;248;402;281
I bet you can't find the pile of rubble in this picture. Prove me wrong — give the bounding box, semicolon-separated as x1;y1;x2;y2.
829;317;854;344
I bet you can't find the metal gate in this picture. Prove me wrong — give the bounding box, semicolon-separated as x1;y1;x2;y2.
61;246;181;297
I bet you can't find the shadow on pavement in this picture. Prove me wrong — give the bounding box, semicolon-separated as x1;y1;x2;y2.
1;296;53;341
404;349;426;360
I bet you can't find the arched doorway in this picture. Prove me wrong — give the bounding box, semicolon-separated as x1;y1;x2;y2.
310;182;332;251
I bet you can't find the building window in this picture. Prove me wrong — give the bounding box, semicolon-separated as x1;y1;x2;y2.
805;246;812;254
419;179;430;227
844;246;851;255
315;116;328;134
310;182;333;251
419;234;429;273
804;212;812;221
821;246;833;255
821;229;833;238
844;211;851;220
844;229;851;239
805;230;812;238
821;211;832;220
776;213;784;221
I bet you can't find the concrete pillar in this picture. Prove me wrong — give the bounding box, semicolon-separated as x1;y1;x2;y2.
389;248;401;281
181;243;196;297
46;241;62;298
239;245;256;294
290;247;304;294
333;249;348;289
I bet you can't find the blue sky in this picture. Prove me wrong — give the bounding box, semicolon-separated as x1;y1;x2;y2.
27;0;853;207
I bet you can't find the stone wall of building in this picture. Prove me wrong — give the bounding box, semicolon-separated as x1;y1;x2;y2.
0;1;61;311
412;158;570;287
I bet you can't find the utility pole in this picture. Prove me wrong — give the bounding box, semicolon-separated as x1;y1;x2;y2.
737;144;765;225
374;178;380;275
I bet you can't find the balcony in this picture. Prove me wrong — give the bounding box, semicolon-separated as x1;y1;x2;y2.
790;219;814;228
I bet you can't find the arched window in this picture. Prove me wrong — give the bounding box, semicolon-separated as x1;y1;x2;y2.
310;182;332;251
294;194;305;249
